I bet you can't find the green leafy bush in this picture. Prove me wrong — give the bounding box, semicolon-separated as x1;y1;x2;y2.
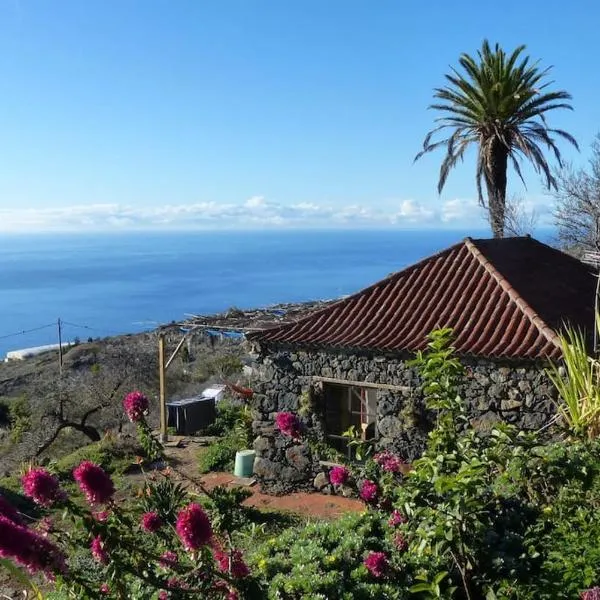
251;511;413;600
199;403;253;474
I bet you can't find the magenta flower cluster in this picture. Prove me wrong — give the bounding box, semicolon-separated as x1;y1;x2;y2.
140;511;162;533
373;450;405;473
73;461;115;506
214;548;250;579
175;503;213;551
21;467;64;507
329;465;350;486
91;535;108;564
359;479;379;503
388;509;407;527
582;588;600;600
275;412;302;439
123;390;149;422
159;550;179;568
0;512;65;576
363;551;389;578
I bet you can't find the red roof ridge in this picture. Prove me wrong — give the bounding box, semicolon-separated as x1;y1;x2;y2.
464;237;561;350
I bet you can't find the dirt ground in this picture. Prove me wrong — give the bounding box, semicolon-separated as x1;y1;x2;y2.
163;438;364;520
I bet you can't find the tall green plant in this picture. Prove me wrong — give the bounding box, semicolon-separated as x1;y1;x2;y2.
547;321;600;439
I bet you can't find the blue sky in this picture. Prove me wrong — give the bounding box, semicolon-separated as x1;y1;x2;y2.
0;0;598;232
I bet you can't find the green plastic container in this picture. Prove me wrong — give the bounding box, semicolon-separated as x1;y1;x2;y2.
234;449;256;477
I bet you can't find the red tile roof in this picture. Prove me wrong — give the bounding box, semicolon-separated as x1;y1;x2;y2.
249;237;597;360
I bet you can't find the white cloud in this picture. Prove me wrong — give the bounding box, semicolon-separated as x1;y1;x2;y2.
441;198;482;223
0;197;493;232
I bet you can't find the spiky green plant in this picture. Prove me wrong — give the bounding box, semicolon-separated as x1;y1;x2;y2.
416;40;577;238
547;321;600;439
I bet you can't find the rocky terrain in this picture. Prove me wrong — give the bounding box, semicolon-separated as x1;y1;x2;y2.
0;300;331;477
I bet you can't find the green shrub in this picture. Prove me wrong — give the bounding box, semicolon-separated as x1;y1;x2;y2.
251;511;413;599
8;394;31;443
51;435;139;479
198;408;253;474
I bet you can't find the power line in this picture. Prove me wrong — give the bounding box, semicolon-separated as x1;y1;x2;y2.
0;323;55;341
60;320;129;336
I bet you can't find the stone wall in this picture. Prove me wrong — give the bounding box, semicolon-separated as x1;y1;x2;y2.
251;346;558;494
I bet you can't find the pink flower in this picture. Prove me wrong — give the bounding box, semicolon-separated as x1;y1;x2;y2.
93;510;110;522
123;390;149;422
73;461;115;506
359;480;379;504
394;533;408;552
363;551;389;578
582;589;600;600
90;535;108;565
0;514;66;575
329;466;349;486
0;494;22;524
159;550;178;569
140;511;162;533
100;583;110;595
388;510;407;527
374;451;404;473
214;548;250;579
275;412;302;439
21;467;64;507
158;592;168;600
176;503;212;551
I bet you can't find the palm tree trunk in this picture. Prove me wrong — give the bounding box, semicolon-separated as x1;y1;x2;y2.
485;140;509;238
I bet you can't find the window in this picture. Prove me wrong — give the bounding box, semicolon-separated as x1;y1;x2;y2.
323;383;377;459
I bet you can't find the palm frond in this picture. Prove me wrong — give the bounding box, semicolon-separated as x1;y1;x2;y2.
416;39;577;235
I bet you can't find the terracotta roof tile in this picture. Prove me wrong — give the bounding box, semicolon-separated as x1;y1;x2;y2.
248;236;597;360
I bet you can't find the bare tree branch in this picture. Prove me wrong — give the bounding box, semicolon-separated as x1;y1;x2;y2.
552;134;600;257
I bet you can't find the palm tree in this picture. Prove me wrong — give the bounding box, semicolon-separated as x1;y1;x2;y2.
415;40;577;238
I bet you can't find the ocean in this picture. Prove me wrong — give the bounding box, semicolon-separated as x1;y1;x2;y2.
0;229;553;358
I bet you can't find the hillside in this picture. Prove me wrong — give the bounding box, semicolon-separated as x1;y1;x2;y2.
0;300;329;477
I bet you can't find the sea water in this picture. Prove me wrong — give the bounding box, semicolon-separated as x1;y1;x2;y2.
0;228;552;357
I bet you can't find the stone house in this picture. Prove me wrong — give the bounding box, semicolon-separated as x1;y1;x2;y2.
247;236;596;493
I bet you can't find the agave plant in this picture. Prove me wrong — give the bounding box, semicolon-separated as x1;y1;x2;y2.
416;40;577;238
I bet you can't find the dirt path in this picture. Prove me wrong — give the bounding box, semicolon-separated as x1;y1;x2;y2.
162;439;363;520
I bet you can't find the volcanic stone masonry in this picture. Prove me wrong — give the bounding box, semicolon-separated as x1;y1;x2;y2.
250;347;558;494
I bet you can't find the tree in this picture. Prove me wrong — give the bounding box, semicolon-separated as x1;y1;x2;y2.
416;40;577;238
553;135;600;256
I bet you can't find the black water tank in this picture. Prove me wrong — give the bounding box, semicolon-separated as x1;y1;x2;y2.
167;397;216;435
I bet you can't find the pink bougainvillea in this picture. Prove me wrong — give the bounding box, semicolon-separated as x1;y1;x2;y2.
581;589;600;600
123;390;149;423
329;465;350;486
359;479;379;504
214;548;250;579
0;514;66;575
175;503;212;551
275;412;302;439
90;535;108;565
363;551;389;578
21;467;64;507
73;461;115;506
373;450;405;473
100;583;110;595
140;511;162;533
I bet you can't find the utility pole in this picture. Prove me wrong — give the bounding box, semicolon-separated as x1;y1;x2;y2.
158;332;167;443
57;318;63;377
